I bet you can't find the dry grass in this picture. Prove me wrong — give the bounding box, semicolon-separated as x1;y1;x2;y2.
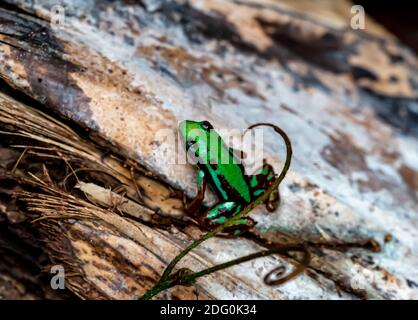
0;92;184;222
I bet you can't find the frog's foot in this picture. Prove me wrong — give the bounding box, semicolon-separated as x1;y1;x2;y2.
227;217;256;236
249;162;280;212
265;189;280;212
202;201;255;235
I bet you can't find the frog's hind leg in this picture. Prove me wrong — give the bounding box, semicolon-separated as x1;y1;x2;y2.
202;202;255;235
249;162;280;212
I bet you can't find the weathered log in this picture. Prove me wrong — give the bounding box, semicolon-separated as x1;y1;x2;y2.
0;0;418;299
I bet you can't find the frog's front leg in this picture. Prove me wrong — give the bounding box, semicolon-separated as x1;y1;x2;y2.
202;201;255;235
183;169;207;215
249;162;280;212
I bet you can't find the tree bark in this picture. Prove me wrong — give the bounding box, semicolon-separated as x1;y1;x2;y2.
0;0;417;299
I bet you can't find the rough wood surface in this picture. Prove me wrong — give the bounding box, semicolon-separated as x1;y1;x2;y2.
0;0;418;299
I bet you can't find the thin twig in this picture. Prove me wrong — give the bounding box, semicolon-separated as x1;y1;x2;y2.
11;147;27;174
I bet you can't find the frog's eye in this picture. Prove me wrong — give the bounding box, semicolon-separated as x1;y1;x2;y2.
201;121;213;131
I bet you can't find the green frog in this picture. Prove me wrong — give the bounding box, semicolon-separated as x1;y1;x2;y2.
179;120;279;234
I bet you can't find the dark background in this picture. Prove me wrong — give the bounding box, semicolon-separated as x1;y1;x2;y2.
357;0;418;53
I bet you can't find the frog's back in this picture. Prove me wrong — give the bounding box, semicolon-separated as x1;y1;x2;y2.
202;143;252;203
